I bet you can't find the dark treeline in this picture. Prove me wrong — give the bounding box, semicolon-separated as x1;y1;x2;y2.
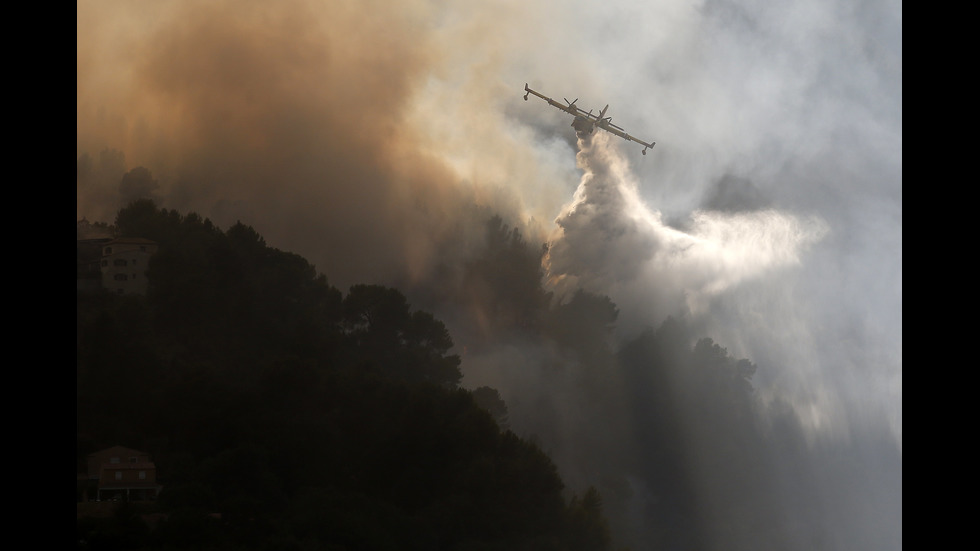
77;199;612;551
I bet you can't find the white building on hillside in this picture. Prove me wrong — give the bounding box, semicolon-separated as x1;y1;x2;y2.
100;238;158;295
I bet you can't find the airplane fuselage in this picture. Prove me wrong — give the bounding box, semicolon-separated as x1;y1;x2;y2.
571;115;595;135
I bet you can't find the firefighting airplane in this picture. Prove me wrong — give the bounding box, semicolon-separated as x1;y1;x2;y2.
523;83;656;155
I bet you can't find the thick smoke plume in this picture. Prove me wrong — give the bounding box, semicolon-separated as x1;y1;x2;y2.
77;0;547;292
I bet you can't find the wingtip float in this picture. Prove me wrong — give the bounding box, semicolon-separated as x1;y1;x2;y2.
523;83;656;155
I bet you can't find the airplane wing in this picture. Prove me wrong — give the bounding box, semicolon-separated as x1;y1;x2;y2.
524;83;590;116
597;123;657;155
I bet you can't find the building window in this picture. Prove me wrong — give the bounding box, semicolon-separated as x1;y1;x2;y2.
110;457;120;464
114;258;127;266
139;246;147;252
114;274;128;281
104;247;113;255
101;260;108;267
115;472;123;481
139;471;146;480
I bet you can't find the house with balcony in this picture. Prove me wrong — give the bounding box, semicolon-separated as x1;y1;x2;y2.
99;238;159;296
84;445;162;502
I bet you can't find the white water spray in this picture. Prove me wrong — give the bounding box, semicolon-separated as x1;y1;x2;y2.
545;131;828;331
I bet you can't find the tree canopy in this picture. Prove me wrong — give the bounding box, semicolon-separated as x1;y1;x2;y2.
77;199;613;550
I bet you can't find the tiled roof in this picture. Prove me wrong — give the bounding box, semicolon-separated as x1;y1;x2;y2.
104;237;157;245
98;481;162;490
100;462;156;471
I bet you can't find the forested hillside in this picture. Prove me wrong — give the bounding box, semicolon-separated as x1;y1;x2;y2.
77;200;612;550
79;199;900;551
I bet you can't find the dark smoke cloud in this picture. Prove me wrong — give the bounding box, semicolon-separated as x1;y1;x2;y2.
77;0;535;292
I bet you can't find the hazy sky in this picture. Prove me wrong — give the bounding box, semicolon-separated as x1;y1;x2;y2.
78;0;900;545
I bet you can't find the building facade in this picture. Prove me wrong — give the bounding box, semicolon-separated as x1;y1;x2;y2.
85;446;162;502
100;238;159;295
77;219;114;293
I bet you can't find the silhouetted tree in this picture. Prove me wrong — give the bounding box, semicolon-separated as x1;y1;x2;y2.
462;216;553;344
612;317;782;551
565;486;612;551
119;166;159;204
544;289;619;366
342;284;461;386
471;386;510;431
